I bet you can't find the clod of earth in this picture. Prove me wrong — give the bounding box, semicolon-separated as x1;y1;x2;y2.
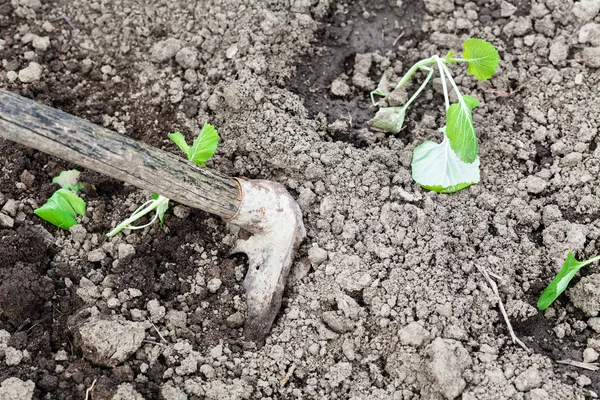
0;89;306;343
68;314;147;368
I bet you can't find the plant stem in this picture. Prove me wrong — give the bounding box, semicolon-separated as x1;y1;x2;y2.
434;56;450;111
395;57;436;89
582;255;600;267
106;195;169;238
440;63;464;103
402;66;435;111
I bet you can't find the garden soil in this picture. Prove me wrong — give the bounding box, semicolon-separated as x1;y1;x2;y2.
1;0;600;398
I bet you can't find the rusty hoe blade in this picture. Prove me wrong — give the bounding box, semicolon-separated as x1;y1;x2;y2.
228;179;306;343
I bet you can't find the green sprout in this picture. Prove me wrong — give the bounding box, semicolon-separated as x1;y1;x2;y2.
34;170;87;230
369;38;499;193
106;123;219;238
537;252;600;311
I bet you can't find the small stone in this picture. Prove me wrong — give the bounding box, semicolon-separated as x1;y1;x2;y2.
399;322;430;347
207;278;222;293
175;47;200;69
107;298;120;309
75;277;102;304
69;224;87;243
308;246;328;266
524;176;547;194
118;243;136;260
572;0;600;22
514;367;542;391
172;205;190;219
42;21;54;32
19;170;34;186
166;310;187;328
150;38;182;62
32;36;50;51
577;375;592;386
549;42;569;65
582;47;600;68
128;288;142;298
200;364;215;379
88;248;106;262
322;311;353;333
6;71;18;82
331;79;350;97
209;343;223;358
0;213;14;228
55;349;68;361
579;23;600;46
226;312;245;328
588;317;600;332
147;299;166;322
501;1;517;17
18;62;43;83
583;347;599;363
0;377;35;400
5;347;23;366
2;199;19;217
73;317;146;367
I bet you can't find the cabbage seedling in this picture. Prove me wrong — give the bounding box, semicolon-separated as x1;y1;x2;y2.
537;252;600;310
369;38;499;193
106;123;219;238
34;169;87;230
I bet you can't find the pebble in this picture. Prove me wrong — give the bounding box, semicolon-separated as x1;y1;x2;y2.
322;311;353;333
172;205;190;219
3;199;19;217
514;367;542;392
55;350;68;361
524;176;547;194
207;278;222;293
225;312;244;328
6;71;18;82
150;38;182;62
118;243;136;260
32;36;50;51
583;347;599;363
18;62;43;83
582;47;600;68
5;347;23;366
209;343;223;358
0;213;14;228
307;246;328;266
69;224;87;243
88;248;106;262
147;299;166;322
175;47;200;69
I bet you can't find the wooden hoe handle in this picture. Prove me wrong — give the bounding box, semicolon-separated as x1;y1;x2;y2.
0;89;241;219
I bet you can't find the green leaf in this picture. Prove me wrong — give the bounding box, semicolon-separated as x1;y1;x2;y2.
34;188;86;230
188;123;219;166
168;132;190;155
52;170;84;192
462;38;499;81
446;95;479;163
411;129;480;193
537;253;600;310
367;107;406;133
57;189;86;216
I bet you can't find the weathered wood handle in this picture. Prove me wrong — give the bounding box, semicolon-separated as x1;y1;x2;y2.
0;89;241;219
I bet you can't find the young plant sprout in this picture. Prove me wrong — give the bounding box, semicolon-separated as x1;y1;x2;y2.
537;252;600;310
369;38;499;193
106;123;219;238
34;169;87;230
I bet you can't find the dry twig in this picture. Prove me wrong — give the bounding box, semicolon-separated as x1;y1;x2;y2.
476;264;531;353
556;359;600;371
